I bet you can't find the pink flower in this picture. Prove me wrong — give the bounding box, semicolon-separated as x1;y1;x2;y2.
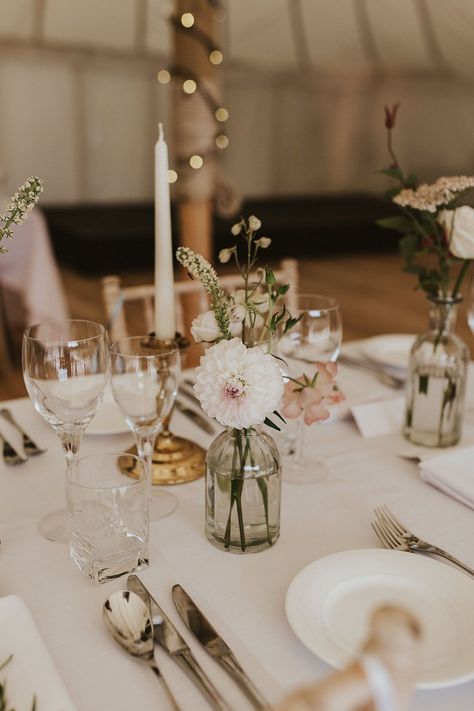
281;362;344;426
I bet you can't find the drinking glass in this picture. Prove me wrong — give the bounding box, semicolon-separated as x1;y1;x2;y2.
66;452;149;584
110;337;180;520
23;319;109;541
278;295;342;484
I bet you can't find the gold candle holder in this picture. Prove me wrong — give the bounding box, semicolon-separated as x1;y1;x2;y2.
127;334;206;485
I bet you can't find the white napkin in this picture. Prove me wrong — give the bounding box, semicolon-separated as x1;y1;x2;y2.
419;445;474;509
351;397;404;438
0;595;77;710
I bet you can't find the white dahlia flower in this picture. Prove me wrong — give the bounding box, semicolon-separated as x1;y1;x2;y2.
194;337;284;429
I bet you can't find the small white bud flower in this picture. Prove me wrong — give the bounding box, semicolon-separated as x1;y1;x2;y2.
248;215;261;231
255;236;271;249
218;247;235;264
231;222;242;236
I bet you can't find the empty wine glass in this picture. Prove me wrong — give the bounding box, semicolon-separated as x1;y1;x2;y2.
22;319;110;541
278;295;342;484
110;337;180;520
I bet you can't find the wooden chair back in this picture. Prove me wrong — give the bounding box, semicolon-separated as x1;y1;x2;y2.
102;259;298;342
275;606;421;711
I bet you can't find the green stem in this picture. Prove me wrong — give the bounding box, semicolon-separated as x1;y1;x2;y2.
247;429;271;545
452;260;471;298
235;430;246;551
223;436;239;549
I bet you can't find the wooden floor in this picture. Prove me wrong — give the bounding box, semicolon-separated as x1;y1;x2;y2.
3;252;472;400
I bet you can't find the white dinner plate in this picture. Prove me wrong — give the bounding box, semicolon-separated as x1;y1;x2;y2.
285;548;474;689
361;334;415;371
0;595;76;709
86;390;129;436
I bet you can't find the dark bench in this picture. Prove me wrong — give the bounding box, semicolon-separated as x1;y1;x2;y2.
44;194;398;275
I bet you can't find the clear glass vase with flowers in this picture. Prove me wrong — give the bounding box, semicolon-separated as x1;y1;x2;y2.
379;104;474;446
177;216;343;552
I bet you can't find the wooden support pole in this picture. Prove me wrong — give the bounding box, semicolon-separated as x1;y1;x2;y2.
172;0;221;358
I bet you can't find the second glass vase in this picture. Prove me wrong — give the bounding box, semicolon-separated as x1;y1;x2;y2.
404;294;469;447
206;427;281;553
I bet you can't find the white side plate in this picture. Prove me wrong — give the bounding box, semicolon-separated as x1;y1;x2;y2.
285;548;474;689
86;390;129;436
361;334;415;371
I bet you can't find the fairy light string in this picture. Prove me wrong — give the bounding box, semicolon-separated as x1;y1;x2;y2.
157;2;228;183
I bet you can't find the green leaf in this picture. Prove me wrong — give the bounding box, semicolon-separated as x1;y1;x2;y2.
263;417;281;432
399;233;419;262
405;172;418;189
376;216;413;234
277;283;290;296
379;166;404;181
283;313;303;335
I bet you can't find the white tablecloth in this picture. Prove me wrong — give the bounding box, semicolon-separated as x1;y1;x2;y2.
0;207;68;325
1;363;474;710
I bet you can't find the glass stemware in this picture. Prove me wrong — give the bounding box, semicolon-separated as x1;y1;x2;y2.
22;319;110;541
110;337;180;520
278;294;342;484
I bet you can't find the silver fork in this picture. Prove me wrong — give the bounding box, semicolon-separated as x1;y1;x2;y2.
372;505;474;577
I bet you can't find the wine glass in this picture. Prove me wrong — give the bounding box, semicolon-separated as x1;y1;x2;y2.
278;294;342;484
22;319;110;541
110;337;180;520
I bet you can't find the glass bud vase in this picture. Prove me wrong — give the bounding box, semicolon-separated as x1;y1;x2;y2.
404;294;469;447
206;427;282;553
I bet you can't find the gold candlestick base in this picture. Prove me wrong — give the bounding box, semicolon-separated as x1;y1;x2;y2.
127;427;206;485
151;427;206;485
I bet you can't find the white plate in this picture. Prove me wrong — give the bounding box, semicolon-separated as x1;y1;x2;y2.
361;334;415;371
285;548;474;689
0;595;76;709
86;390;129;436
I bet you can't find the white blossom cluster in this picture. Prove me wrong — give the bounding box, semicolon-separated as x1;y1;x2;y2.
393;175;474;213
176;246;219;291
0;176;43;248
176;246;231;338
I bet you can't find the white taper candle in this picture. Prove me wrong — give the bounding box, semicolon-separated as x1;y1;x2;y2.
154;123;176;340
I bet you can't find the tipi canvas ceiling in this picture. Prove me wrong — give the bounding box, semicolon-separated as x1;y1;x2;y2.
0;0;473;203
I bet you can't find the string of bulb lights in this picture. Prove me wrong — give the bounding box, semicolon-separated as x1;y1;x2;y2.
157;7;229;184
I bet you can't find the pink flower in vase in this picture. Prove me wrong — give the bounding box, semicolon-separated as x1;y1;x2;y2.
281;361;344;425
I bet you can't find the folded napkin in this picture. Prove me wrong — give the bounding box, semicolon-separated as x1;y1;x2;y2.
0;595;76;710
419;445;474;509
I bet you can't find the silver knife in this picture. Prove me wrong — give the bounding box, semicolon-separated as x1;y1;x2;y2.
0;429;28;465
174;399;215;435
127;576;232;711
172;585;271;710
0;408;46;456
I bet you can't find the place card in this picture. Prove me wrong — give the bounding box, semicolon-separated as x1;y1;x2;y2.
351;397;404;438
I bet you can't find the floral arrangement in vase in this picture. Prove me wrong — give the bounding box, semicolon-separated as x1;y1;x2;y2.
378;104;474;446
177;217;341;552
0;177;43;250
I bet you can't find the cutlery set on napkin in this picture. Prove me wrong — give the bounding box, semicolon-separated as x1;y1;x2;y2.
103;576;269;711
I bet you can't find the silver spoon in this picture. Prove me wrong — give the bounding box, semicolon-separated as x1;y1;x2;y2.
103;590;182;711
